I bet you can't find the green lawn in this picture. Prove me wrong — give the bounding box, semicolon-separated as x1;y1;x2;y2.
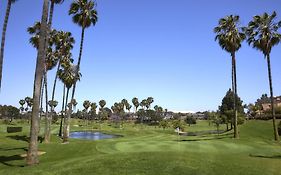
0;120;281;175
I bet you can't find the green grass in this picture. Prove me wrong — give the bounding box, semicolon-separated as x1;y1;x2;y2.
0;120;281;175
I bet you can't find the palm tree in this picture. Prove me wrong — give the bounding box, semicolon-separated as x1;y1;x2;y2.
58;63;81;143
126;103;132;113
19;99;25;113
146;97;154;109
214;15;245;139
28;22;59;143
99;100;106;109
27;0;49;166
244;11;281;141
69;0;98;101
71;99;78;112
90;102;97;120
140;99;147;110
132;97;139;112
0;0;17;90
83;100;91;125
121;99;128;111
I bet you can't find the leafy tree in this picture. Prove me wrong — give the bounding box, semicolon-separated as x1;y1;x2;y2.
244;11;281;141
0;105;20;121
219;89;245;129
172;120;185;131
159;120;169;130
214;15;245;139
185;116;196;126
0;0;18;89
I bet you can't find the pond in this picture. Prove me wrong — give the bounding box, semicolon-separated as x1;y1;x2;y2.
69;131;121;140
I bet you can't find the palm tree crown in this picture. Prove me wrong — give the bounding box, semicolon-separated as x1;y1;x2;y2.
214;15;245;54
69;0;98;29
244;11;281;56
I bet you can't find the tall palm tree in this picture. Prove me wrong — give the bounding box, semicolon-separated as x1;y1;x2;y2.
28;22;58;143
90;102;97;120
140;99;147;110
132;97;139;112
146;97;154;109
83;100;91;124
214;15;245;139
0;0;17;90
121;99;128;111
71;98;78;112
58;63;80;143
244;11;281;141
99;100;106;109
69;0;98;101
50;31;74;139
27;0;49;166
19;99;25;114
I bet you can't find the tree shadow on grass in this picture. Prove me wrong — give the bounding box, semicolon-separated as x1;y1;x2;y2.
0;147;27;151
0;154;25;167
249;154;281;159
177;134;232;142
6;135;44;143
6;135;29;142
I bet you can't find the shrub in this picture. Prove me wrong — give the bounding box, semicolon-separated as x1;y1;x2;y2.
7;127;22;133
172;120;184;131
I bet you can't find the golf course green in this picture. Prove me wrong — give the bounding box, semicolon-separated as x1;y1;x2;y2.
0;120;281;175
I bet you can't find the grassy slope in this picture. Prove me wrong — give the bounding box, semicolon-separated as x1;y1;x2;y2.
0;120;281;175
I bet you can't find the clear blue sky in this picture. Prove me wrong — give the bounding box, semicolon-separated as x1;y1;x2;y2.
0;0;280;112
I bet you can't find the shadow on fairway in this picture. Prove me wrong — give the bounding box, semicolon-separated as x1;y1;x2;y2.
6;135;44;143
178;134;232;142
249;154;281;159
0;154;25;167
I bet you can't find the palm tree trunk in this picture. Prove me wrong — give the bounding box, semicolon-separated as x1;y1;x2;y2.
46;0;56;140
63;88;70;143
27;0;49;166
266;54;279;141
0;0;12;90
71;27;85;100
64;27;86;141
39;76;44;133
58;84;65;137
232;52;239;139
44;71;51;143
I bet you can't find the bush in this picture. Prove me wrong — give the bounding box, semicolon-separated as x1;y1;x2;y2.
172;120;184;131
185;116;196;126
159;120;169;129
7;127;22;133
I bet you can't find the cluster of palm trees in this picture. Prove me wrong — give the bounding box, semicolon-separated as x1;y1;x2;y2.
0;0;98;165
214;12;281;141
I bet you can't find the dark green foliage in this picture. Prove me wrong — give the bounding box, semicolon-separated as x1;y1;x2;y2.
172;120;184;131
0;105;20;120
219;89;245;125
159;120;169;129
6;126;22;133
185;116;196;126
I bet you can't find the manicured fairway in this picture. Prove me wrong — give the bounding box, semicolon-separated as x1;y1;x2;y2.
0;120;281;175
